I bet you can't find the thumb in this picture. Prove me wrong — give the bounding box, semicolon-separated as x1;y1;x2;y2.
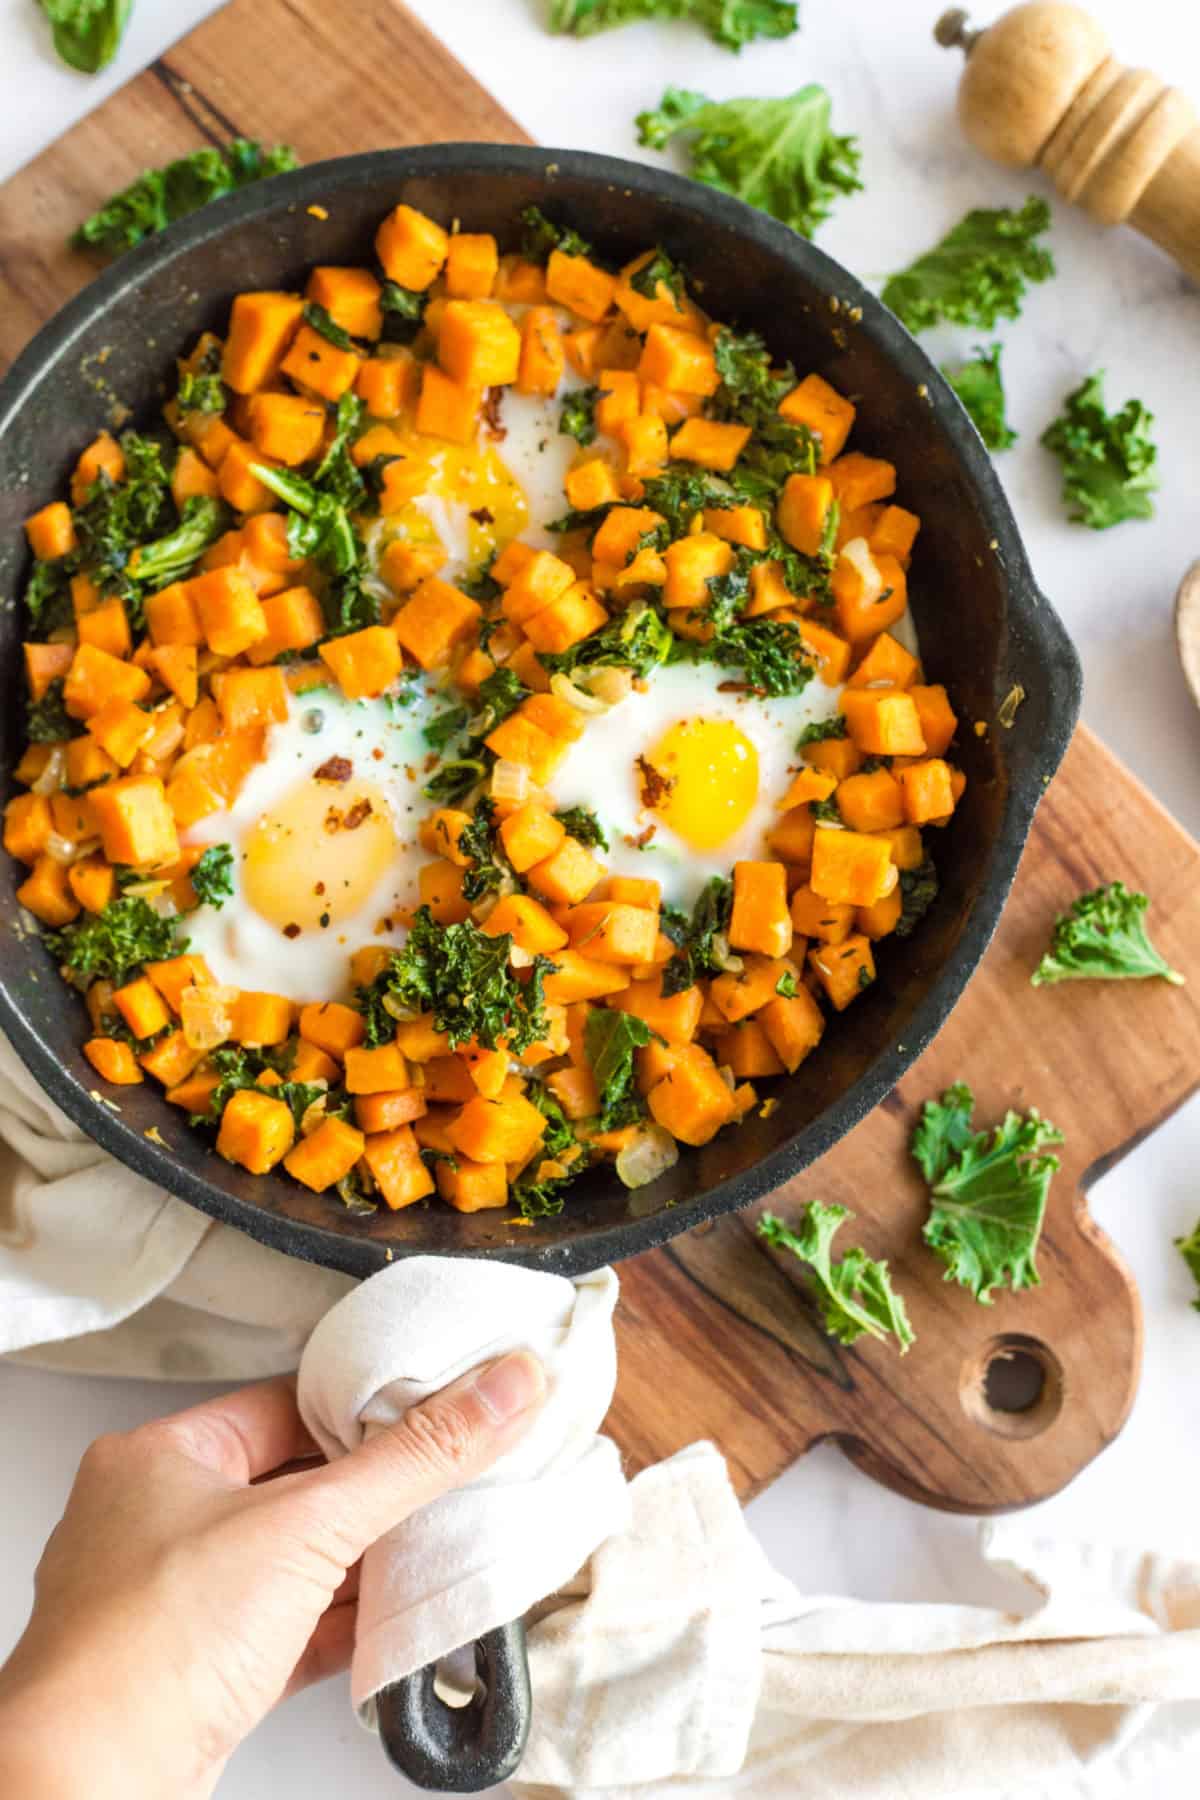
291;1350;547;1564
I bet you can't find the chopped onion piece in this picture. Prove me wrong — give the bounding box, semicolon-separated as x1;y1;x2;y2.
840;536;883;604
300;1096;329;1136
585;667;633;706
181;983;238;1052
45;831;90;865
550;672;607;714
381;993;418;1023
31;747;66;796
491;759;529;807
710;933;743;975
616;1124;679;1190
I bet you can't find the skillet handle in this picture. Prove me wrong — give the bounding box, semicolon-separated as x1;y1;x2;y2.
376;1618;531;1792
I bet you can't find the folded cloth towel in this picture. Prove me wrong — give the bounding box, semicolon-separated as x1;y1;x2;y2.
512;1442;1200;1800
0;1031;349;1379
296;1258;628;1713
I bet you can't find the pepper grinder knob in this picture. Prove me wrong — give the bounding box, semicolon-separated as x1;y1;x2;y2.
936;2;1200;283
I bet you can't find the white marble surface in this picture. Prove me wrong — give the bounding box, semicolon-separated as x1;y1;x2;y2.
1;0;1199;1794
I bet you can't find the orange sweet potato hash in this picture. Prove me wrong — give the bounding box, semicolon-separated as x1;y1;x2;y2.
4;201;963;1218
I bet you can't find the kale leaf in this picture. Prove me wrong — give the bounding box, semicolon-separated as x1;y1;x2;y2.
46;896;182;988
758;1203;915;1351
540;601;674;681
881;197;1054;334
630;247;687;301
636;85;861;237
23;559;73;636
176;370;226;417
26;679;79;744
1040;373;1158;529
302;301;357;351
661;876;733;995
356;908;552;1053
559;387;599;446
510;1088;587;1219
550;0;798;54
36;0;131;73
191;844;235;910
554;806;609;850
894;859;939;940
457;798;517;905
694;551;816;695
1031;881;1182;986
133;496;229;592
520;204;592;263
72;139;299;257
197;1044;333;1133
942;342;1017;451
1176;1221;1200;1314
912;1083;1063;1303
585;1007;651;1131
797;714;847;748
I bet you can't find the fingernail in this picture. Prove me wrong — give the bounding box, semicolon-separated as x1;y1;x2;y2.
473;1351;546;1423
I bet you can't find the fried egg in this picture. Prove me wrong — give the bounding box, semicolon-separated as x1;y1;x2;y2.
549;659;844;908
183;686;434;1000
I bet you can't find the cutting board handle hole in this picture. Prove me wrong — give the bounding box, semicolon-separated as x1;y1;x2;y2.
961;1335;1064;1440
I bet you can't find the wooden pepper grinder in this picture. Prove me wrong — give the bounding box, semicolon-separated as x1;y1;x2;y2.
935;2;1200;283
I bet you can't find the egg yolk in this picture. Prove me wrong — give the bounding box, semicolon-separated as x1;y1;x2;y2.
374;431;528;570
642;718;760;851
241;777;397;932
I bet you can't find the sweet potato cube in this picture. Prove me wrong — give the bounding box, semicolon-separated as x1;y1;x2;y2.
777;374;856;463
828;453;896;512
449;1092;547;1165
480;893;569;955
908;684;957;757
319;625;403;700
145;582;203;648
564;457;622;513
847;631;919;691
145;952;213;1014
840;688;927;757
877;824;925;871
280;324;361;402
24;501;76;560
4;793;53;865
542;950;631;1004
87;697;156;768
246;392;326;465
777;474;834;556
213;666;288;732
217;1088;295;1174
436;1156;509;1212
526;837;604;906
186;568;269;657
17;856;79;925
357;353;419;419
565;902;659;966
638;324;719;396
714;1019;785;1079
355;1089;427;1134
375;204;449;292
71;431;124;504
83;1038;143;1085
776;767;837;811
856;886;904;939
90;775;179;868
710;954;794;1025
24;641;74;702
298;1000;365;1060
803;732;863;779
663;532;736;612
63;644;151;721
590;506;665;566
609;973;702;1044
113;976;171;1041
499;804;566;874
521;582;607;655
484;714;567;786
418;808;473;867
344;1041;410;1096
500;549;576;624
138;1029;207;1089
415;365;481;443
362;1125;435;1209
221;292;304;394
835;768;905;833
670;417;750;473
436;300;519;389
647;1052;737;1146
419;860;471;925
517;306;565;396
729;861;792;959
809;934;876;1011
594;369;640;436
620;412;669;477
871;504;920;563
76;597;132;660
245;586;326;665
445;232;499;300
284;1116;366;1192
392;577;482;668
545;249;616;324
810;827;898;908
834;545;908;644
897;758;957;825
306;265;384;340
759;986;826;1071
233;991;292;1047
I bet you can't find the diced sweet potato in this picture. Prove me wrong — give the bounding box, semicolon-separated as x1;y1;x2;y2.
896;758;958;825
233;991;292;1047
499;804;566;874
840;687;927;757
17;857;79;925
517;306;565;396
436;1156;509;1212
526;836;604;906
777;373;856;463
777;474;834;556
647;1051;737;1145
283;1116;365;1191
4;793;53;865
669;417;750;472
438;300;521;387
848;631;920;691
908;684;957;757
355;1088;427;1133
63;644;151;721
415;365;481;443
481;893;569;955
609;973;702;1044
810;827;898;908
299;1000;365;1060
445;232;499;300
760;985;827;1071
828;453;896;512
729;861;792;959
186;568;269;658
835;767;905;833
545;249;616;323
306;265;384;340
375;204;449;291
809;934;876;1011
343;1041;409;1095
392;577;482;669
90;775;179;868
280;324;362;402
221;292;304;394
363;1124;435;1209
113;976;171;1041
319;625;403;700
638;324;719;395
542;950;631;1004
83;1038;143;1085
24;501;76;560
246;392;326;464
565;902;659;966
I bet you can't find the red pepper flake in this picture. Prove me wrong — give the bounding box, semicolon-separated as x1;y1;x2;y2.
314;755;353;783
481;387;506;440
624;824;658;850
469;505;494;525
343;798;373;831
324;806;342;834
636;755;675;809
283;923;301;939
314;882;326;896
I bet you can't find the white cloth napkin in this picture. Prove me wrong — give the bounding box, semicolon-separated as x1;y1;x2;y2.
297;1258;627;1711
3;1026;1200;1799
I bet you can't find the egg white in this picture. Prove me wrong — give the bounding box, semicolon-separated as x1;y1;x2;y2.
548;659;845;908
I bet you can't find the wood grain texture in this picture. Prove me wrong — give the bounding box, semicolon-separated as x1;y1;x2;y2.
3;0;1198;1513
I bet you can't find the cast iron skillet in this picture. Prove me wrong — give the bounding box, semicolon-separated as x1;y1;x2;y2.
0;146;1081;1789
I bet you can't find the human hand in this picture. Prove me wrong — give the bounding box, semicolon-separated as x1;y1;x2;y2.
0;1351;546;1800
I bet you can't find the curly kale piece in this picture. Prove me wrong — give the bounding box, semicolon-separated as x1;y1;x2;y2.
942;342;1017;451
1040;374;1158;529
46;897;183;989
1031;881;1182;986
912;1084;1063;1303
355;908;553;1054
758;1203;915;1351
660;877;733;995
549;0;798;51
37;0;131;73
585;1008;651;1131
882;197;1054;334
637;85;861;236
559;387;599;447
190;844;235;911
72;139;299;257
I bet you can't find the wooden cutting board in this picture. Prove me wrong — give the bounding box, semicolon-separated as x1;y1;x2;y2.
4;0;1199;1513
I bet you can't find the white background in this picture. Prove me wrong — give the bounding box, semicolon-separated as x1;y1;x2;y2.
1;0;1199;1793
